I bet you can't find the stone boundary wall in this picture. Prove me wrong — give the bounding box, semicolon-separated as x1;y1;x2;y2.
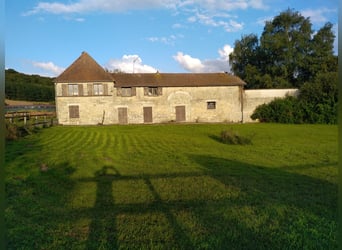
243;89;299;123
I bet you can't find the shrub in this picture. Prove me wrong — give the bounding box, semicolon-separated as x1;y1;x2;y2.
219;129;252;145
5;121;41;141
251;96;303;123
5;122;18;140
251;72;337;124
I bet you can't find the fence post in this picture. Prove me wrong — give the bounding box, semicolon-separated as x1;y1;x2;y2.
24;116;27;125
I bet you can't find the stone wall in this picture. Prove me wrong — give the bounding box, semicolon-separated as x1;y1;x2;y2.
56;82;299;125
242;89;299;123
55;82;244;125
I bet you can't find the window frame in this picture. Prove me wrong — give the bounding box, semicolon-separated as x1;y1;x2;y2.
207;101;216;110
121;87;132;97
68;84;79;96
93;83;104;96
144;87;162;96
69;105;80;118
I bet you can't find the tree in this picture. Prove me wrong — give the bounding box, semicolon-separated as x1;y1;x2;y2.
229;9;337;89
229;34;259;84
250;72;337;124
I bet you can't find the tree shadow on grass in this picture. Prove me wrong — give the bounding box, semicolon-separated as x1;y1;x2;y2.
188;154;337;249
84;166;194;249
6;156;337;249
86;166;119;249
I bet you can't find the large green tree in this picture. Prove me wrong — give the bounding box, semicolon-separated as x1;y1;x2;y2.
229;9;337;89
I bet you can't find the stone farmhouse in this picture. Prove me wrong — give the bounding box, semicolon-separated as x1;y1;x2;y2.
55;52;298;125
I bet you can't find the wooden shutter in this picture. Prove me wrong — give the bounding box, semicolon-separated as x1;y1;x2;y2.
157;87;163;96
62;84;67;96
117;88;122;96
78;84;84;96
69;105;79;118
175;106;186;122
118;108;128;124
131;87;136;96
103;84;108;95
143;107;153;123
87;84;93;96
144;87;148;96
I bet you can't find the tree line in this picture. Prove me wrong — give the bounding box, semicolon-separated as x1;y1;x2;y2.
5;69;55;103
229;9;337;124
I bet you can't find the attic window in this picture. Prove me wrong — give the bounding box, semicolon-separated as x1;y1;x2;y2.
207;101;216;110
144;87;162;96
121;87;132;97
68;84;79;96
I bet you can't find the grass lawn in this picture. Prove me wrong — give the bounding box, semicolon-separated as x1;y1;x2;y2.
5;123;338;249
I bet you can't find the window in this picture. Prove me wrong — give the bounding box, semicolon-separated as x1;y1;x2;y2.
93;84;104;95
121;87;132;97
144;87;162;96
207;101;216;110
68;84;79;96
69;105;79;118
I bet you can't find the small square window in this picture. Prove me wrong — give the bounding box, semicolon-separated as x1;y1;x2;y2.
68;84;79;96
69;105;79;118
121;87;132;97
207;101;216;109
147;87;158;96
93;84;104;95
144;87;161;96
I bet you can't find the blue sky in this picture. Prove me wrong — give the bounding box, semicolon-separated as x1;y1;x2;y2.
5;0;338;77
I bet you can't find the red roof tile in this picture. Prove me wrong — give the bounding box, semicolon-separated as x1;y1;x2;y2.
55;52;114;83
112;73;245;87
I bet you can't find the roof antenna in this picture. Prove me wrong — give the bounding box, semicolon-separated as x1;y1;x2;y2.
132;57;139;73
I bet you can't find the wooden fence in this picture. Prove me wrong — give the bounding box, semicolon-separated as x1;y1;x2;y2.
5;111;57;127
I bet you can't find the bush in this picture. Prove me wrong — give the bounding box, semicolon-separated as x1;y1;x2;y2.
5;121;41;141
251;96;303;123
219;129;252;145
251;72;337;124
5;122;19;140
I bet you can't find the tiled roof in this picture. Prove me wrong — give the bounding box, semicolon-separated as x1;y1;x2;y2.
112;73;245;87
55;52;114;83
55;52;245;86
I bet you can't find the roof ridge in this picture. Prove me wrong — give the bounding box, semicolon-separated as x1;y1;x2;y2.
55;51;113;82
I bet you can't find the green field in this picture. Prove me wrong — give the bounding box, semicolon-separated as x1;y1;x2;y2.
5;124;338;249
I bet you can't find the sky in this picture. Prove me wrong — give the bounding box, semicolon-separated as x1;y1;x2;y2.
5;0;338;77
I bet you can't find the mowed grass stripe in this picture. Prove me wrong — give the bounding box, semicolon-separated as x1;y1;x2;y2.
5;124;338;249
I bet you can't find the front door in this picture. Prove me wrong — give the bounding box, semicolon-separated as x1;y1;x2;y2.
143;107;153;123
175;106;186;122
118;107;128;124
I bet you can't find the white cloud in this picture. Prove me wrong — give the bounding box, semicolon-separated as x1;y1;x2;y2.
302;8;337;24
24;0;177;15
173;44;233;73
172;23;186;29
32;61;65;76
24;0;268;15
147;34;184;45
187;10;244;32
105;55;158;73
173;52;205;72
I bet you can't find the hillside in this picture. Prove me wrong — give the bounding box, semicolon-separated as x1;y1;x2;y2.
5;69;55;102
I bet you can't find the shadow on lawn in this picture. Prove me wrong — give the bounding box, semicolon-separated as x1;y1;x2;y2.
84;166;193;249
82;158;336;249
6;156;337;249
5;161;77;249
189;154;337;249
